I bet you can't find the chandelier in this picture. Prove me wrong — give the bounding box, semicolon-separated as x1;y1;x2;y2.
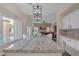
33;4;42;23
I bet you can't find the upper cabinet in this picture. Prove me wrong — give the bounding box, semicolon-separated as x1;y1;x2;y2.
63;8;79;29
63;15;70;29
70;9;79;29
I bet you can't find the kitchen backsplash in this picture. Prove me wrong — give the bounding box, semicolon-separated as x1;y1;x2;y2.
60;29;79;40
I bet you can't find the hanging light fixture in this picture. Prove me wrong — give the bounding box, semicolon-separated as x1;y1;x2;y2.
33;4;42;23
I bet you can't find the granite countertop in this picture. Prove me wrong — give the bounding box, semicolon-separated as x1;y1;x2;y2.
60;29;79;40
3;35;64;53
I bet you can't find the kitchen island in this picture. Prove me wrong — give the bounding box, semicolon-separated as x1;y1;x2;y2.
2;35;64;56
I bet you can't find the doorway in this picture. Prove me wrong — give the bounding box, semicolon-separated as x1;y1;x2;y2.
3;17;14;43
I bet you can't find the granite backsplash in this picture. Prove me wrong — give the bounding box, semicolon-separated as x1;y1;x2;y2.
60;29;79;40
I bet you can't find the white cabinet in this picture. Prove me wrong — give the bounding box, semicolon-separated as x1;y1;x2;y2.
60;36;79;56
60;36;66;49
65;38;76;56
63;16;70;29
70;9;79;29
61;35;79;55
63;9;79;29
75;40;79;56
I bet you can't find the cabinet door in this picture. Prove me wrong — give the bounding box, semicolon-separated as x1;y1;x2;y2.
59;36;66;49
63;14;72;29
65;38;77;56
63;16;69;29
71;18;79;29
68;9;79;29
75;40;79;56
60;36;77;55
59;36;62;47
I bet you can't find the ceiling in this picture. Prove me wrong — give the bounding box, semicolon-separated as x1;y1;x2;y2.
16;3;71;23
0;3;71;23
